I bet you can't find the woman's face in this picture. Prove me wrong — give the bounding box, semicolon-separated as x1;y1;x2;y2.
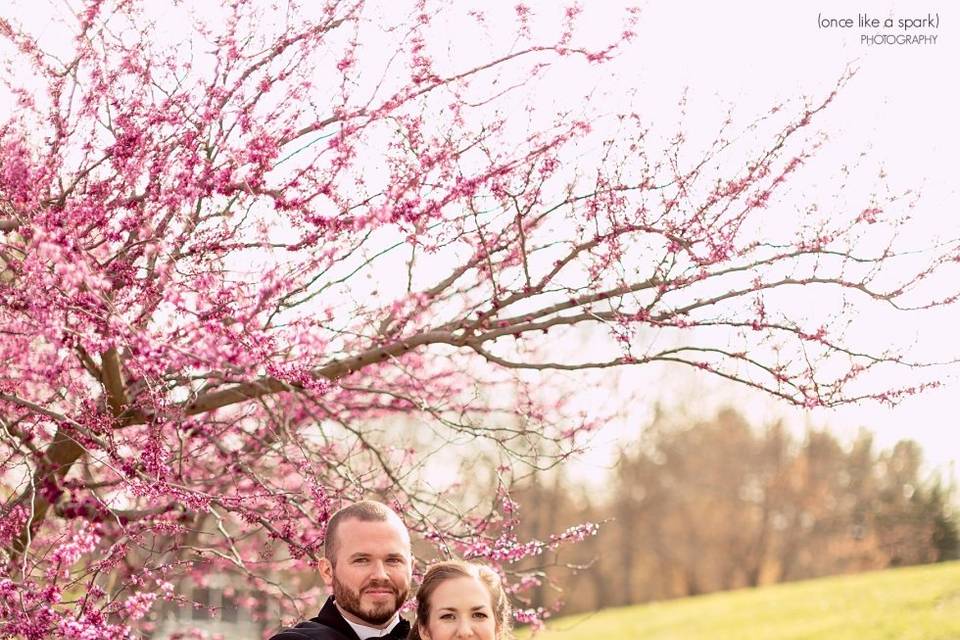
419;576;498;640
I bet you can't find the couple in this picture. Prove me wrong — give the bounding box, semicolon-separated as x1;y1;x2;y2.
269;500;512;640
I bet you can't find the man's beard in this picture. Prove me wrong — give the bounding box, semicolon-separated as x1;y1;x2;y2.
332;575;409;626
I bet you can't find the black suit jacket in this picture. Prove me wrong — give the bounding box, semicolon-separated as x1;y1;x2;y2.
269;596;410;640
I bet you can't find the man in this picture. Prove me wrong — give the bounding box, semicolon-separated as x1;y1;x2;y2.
270;500;413;640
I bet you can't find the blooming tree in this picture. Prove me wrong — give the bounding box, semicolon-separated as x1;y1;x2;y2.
0;0;957;637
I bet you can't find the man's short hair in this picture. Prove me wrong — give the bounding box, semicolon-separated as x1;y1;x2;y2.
323;500;408;563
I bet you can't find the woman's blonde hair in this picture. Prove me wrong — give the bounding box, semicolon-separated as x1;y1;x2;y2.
408;560;513;640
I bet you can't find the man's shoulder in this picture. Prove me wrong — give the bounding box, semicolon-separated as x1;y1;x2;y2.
268;596;358;640
267;619;354;640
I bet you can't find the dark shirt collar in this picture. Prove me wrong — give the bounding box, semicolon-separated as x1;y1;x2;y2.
312;596;410;640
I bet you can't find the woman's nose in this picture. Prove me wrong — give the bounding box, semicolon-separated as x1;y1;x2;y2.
454;619;475;638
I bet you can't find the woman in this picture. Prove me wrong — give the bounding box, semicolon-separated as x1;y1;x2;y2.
409;560;513;640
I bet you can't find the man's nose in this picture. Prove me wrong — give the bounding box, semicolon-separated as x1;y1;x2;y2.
370;560;388;578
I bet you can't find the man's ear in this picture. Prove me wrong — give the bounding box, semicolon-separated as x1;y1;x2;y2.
318;557;334;588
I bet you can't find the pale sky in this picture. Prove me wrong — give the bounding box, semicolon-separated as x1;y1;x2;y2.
554;0;960;487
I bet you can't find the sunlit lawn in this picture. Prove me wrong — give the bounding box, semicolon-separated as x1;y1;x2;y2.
520;561;960;640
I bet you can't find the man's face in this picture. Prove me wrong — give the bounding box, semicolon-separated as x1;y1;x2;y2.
319;518;413;628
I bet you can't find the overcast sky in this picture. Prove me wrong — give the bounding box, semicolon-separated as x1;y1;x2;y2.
552;0;960;484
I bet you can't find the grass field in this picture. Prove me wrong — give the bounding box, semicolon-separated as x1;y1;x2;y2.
520;561;960;640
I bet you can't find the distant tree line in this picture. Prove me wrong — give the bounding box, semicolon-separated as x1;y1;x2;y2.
511;407;958;614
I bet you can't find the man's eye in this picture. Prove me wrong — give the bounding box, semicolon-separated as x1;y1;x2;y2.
353;558;368;563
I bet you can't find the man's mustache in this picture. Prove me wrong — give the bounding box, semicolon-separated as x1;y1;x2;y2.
362;581;398;595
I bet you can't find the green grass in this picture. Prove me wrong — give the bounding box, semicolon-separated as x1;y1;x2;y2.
520;561;960;640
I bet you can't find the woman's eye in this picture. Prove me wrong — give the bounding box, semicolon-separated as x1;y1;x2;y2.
439;614;455;621
473;612;489;619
